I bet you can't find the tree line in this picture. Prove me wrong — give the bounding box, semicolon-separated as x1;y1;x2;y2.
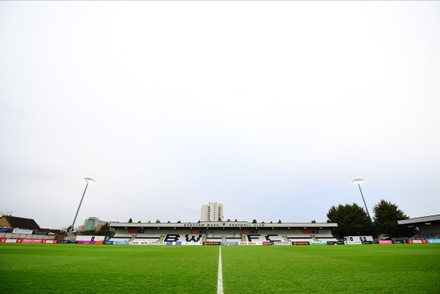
327;199;416;239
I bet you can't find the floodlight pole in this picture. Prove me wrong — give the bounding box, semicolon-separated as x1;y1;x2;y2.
352;178;372;221
69;178;95;235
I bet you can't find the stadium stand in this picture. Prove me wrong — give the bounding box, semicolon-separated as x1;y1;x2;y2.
0;215;40;230
398;214;440;243
0;215;58;243
109;221;338;245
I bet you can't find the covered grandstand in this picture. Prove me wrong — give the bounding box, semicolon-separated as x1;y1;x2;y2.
398;214;440;243
0;215;59;243
109;221;338;245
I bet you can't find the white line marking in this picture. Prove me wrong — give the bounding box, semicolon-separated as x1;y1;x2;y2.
217;246;224;294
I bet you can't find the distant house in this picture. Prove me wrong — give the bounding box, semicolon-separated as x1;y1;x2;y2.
0;215;40;230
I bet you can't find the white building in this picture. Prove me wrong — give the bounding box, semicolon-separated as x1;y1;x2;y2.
201;202;224;222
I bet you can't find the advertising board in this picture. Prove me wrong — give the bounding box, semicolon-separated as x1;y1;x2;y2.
293;241;310;245
408;239;428;244
12;228;33;234
378;240;393;244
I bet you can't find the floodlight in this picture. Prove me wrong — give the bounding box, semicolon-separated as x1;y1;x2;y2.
352;178;364;185
352;178;372;221
84;177;95;184
68;177;95;236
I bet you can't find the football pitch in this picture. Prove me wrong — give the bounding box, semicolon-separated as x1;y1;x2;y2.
1;244;439;293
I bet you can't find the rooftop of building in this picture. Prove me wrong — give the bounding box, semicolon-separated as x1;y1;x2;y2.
0;215;40;230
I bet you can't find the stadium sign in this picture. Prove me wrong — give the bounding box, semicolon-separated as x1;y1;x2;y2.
110;221;338;229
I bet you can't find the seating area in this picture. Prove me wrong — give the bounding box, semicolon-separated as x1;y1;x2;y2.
0;232;55;240
205;229;242;242
108;221;339;245
109;228;338;244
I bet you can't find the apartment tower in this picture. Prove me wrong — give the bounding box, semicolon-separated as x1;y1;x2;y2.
201;202;224;222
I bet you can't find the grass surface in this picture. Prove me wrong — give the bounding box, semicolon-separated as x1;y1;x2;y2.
1;244;439;293
222;245;440;293
0;244;218;293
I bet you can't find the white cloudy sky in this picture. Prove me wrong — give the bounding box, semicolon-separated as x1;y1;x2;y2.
1;1;439;229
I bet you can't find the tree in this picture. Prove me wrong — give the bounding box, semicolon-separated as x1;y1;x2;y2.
327;203;374;239
0;210;12;217
373;199;415;238
252;219;257;224
128;218;133;223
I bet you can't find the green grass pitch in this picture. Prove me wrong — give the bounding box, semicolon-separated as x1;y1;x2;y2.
1;244;439;293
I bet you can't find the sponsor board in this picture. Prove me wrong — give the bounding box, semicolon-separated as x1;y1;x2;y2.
262;241;273;246
428;239;440;244
113;240;130;245
293;241;310;245
149;242;166;245
130;241;166;245
76;236;105;242
12;228;33;234
378;240;393;245
180;242;202;246
344;236;373;245
221;242;239;246
77;241;104;245
0;238;58;244
20;239;46;244
239;242;258;246
273;242;292;246
204;241;221;246
310;242;328;246
408;239;428;244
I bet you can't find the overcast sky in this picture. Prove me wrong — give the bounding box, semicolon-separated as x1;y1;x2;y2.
1;1;439;230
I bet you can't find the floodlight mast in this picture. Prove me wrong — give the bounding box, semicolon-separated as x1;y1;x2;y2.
68;177;95;235
352;178;372;221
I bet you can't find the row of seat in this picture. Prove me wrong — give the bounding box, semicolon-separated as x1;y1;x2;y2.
111;233;336;243
0;233;55;240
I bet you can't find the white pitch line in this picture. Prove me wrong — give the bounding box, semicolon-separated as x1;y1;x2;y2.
217;246;224;294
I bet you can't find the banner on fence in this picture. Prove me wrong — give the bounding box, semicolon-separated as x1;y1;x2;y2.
408;239;428;244
378;240;393;244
